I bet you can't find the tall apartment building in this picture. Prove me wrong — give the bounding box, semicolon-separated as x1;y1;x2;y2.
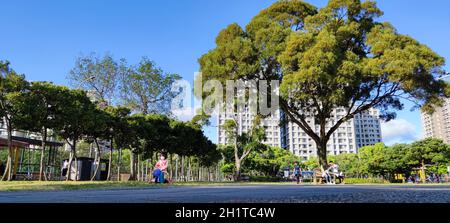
354;109;383;148
421;98;450;143
217;108;382;160
218;106;282;148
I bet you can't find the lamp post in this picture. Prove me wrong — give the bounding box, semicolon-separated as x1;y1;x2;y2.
437;72;450;80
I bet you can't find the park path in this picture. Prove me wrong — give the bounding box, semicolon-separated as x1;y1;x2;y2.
1;184;450;203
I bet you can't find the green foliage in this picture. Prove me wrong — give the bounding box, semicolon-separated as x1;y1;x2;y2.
120;57;181;115
344;178;389;184
0;60;29;127
358;143;390;176
221;115;268;179
219;145;298;177
303;156;319;170
330;153;363;176
198;0;449;169
68;52;126;104
323;139;450;181
55;89;97;147
0;61;30;180
12;82;69;135
246;146;298;176
407;138;450;167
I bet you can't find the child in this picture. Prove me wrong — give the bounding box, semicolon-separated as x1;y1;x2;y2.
294;161;302;184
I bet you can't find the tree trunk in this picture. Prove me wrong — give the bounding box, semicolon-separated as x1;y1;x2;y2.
89;143;93;158
137;154;141;181
175;156;179;181
74;156;79;181
235;159;241;181
107;139;113;181
66;139;77;181
216;164;219;182
117;148;122;181
6;124;13;181
129;151;137;181
233;139;242;181
181;155;185;181
316;140;328;171
39;129;47;181
1;148;12;181
66;149;73;181
169;153;173;181
187;157;192;181
91;139;101;181
1;124;13;181
421;160;426;184
145;160;148;181
73;139;79;181
208;167;211;182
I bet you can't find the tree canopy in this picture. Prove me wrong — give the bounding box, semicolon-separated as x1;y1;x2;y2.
120;57;181;115
68;52;126;105
198;0;449;168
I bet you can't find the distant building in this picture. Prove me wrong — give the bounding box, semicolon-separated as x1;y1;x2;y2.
354;109;383;148
218;107;382;160
421;98;450;143
218;106;282;148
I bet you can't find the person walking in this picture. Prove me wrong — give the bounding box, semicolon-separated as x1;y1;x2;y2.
293;161;302;184
283;166;290;182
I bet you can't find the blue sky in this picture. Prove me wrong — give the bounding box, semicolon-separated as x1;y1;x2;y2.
1;0;449;145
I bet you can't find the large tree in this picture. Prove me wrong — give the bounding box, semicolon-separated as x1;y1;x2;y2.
0;61;29;181
56;89;96;181
120;57;181;115
199;0;449;169
13;82;67;181
222;115;267;180
68;52;126;105
83;107;111;181
104;106;131;180
407;138;450;183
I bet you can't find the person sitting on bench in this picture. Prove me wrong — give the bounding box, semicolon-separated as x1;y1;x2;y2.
322;165;332;184
329;162;340;184
153;153;168;184
337;171;345;184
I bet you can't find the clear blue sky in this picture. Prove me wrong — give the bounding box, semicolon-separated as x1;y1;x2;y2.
1;0;449;145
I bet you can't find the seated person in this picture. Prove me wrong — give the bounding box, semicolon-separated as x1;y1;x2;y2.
153;153;168;184
337;171;345;184
327;162;340;184
322;168;332;184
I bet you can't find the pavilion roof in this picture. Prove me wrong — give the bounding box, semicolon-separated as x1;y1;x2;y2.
0;137;29;148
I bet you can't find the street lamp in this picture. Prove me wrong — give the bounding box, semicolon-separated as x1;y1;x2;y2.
74;76;96;89
437;72;450;80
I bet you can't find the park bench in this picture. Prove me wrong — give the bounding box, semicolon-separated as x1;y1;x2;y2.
313;169;345;184
313;169;325;184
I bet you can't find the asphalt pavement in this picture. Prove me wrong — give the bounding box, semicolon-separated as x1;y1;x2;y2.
1;184;450;203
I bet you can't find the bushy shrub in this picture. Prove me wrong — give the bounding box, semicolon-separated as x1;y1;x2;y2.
344;178;389;184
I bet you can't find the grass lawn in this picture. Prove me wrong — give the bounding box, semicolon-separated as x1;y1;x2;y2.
0;181;159;191
0;181;297;191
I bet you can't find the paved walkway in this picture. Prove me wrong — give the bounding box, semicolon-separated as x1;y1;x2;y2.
1;184;450;203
